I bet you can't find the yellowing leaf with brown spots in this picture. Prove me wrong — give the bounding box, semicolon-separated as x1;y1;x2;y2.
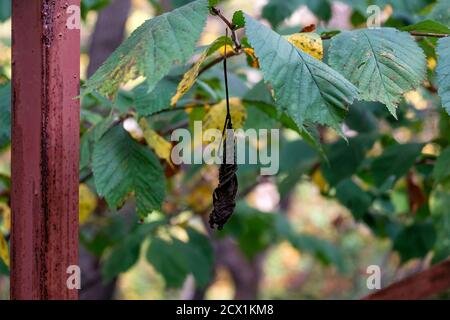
0;233;9;268
171;51;208;106
171;36;235;106
0;202;10;232
202;98;247;131
140;118;173;167
285;33;323;60
82;0;209;98
79;184;98;225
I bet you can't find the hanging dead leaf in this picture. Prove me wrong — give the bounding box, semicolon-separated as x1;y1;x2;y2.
0;233;9;268
209;120;238;230
79;183;98;225
285;32;323;60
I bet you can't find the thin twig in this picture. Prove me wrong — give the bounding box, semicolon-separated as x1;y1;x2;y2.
211;7;241;50
321;30;449;40
409;31;449;38
153;102;211;115
198;51;241;76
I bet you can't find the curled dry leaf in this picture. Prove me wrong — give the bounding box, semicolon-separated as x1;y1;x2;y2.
209;120;238;230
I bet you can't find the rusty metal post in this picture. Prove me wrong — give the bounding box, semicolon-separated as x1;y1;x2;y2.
11;1;80;299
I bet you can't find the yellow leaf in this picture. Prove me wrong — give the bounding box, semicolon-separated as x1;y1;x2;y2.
171;50;208;106
140;118;173;167
311;168;329;193
285;33;323;60
218;44;235;57
79;184;98;225
171;37;234;106
427;57;436;71
0;233;9;268
186;184;214;213
243;47;260;68
202;98;247;132
0;202;11;232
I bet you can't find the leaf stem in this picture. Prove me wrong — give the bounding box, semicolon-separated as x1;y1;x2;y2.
321;30;449;40
408;31;449;38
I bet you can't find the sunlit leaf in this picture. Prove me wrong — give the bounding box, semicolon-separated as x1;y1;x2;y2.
83;0;209;98
245;14;358;133
285;32;323;60
93;125;166;217
436;37;450;115
329;28;426;117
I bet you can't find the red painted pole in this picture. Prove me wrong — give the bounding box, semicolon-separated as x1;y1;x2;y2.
11;1;80;300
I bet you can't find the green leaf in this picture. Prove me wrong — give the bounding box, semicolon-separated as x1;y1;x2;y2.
433;146;450;184
345;101;379;133
92;125;166;217
243;82;324;154
393;222;437;262
0;0;11;22
329;28;426;117
80;115;115;171
436;37;450;115
133;76;179;116
401;20;450;34
429;0;450;27
274;214;344;270
430;189;450;264
101;221;162;281
244;14;358;133
224;204;277;258
0;82;11;149
208;0;220;7
262;0;304;27
371;143;423;187
306;0;332;21
322;134;377;186
146;237;189;288
181;228;214;288
335;179;372;220
83;0;209;98
232;10;245;29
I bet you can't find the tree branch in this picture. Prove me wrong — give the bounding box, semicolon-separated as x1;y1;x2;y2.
198;51;241;76
362;259;450;300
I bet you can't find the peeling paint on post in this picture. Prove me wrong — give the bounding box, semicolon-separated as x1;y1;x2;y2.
11;0;80;300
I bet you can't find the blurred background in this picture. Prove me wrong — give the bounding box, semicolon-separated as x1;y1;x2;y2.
0;0;449;300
